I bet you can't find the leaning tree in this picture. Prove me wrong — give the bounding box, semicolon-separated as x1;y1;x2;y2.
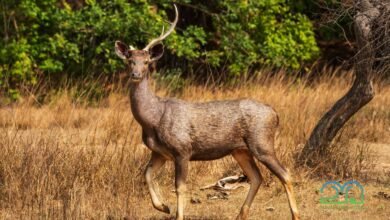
300;0;389;166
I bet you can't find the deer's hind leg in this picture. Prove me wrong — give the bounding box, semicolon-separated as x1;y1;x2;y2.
145;152;170;214
247;131;300;220
232;149;263;220
257;154;299;220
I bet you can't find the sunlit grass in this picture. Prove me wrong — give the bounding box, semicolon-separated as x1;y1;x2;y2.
0;71;389;219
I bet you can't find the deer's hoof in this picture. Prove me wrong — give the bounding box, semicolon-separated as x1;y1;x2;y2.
292;215;300;220
155;204;170;214
235;205;249;220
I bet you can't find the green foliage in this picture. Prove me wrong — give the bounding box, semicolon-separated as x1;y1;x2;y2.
0;0;189;96
211;0;319;74
0;0;319;96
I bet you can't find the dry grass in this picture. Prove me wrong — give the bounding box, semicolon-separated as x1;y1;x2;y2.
0;72;389;219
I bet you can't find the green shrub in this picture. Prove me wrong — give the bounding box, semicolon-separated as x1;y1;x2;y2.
211;1;319;74
0;0;319;97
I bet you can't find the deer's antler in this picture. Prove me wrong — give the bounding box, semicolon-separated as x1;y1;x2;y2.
143;4;178;51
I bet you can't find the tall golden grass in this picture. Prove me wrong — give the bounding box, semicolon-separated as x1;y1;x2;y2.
0;71;389;219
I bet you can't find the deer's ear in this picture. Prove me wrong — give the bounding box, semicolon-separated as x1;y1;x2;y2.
115;41;129;59
149;43;164;61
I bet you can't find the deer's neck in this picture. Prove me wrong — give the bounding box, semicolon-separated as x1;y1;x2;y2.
130;78;164;130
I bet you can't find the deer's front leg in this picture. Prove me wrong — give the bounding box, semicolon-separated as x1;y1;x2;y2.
174;157;189;220
145;152;170;214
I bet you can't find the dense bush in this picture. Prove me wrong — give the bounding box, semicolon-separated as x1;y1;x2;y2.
0;0;319;97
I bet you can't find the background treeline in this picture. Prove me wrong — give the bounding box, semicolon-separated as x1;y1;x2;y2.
1;0;355;98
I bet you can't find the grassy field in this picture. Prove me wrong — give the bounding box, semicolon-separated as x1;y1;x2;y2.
0;72;389;219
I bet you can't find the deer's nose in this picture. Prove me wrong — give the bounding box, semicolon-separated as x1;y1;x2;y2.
131;72;141;78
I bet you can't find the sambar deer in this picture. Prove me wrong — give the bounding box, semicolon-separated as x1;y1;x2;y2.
115;5;299;220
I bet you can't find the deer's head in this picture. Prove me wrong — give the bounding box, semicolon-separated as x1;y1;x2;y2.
115;5;178;83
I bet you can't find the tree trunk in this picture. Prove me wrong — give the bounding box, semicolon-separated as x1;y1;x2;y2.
300;0;380;166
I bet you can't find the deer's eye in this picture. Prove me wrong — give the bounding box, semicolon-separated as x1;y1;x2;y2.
130;60;136;65
144;61;148;64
